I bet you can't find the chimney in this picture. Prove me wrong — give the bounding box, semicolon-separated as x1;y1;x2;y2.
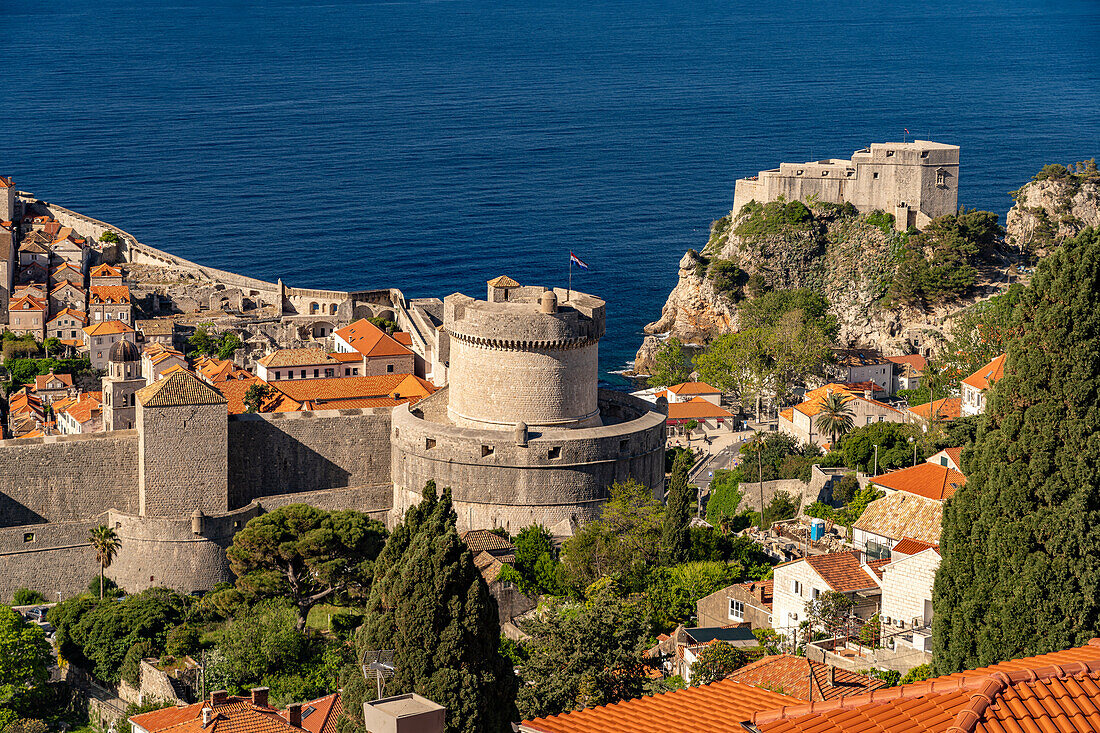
211;690;228;707
251;688;269;709
827;665;836;686
288;703;302;728
201;708;213;727
754;583;766;602
864;389;872;400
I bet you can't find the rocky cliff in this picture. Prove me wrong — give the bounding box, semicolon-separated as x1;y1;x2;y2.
634;201;999;374
1006;172;1100;257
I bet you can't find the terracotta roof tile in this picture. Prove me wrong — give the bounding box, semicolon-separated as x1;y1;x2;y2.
793;384;903;419
47;308;87;325
803;551;879;593
852;491;943;545
666;397;734;420
137;370;227;407
90;263;123;278
668;381;721;395
961;353;1007;391
890;537;939;556
271;374;434;404
461;529;515;554
215;377;302;415
34;371;73;391
130;695;303;733
487;275;520;287
89;285;131;304
727;655;888;702
10;295;47;311
518;678;799;733
333;318;413;359
908;397;962;422
257;348;338;368
281;693;341;733
84;320;135;336
886;353;928;372
871;462;966;501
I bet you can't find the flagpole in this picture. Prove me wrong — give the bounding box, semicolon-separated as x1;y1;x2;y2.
568;252;572;302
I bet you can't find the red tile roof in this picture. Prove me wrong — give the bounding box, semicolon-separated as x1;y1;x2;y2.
666;397;734;420
801;551;880;593
47;307;87;326
460;529;515;554
793;384;903;419
668;381;721;395
34;371;73;391
753;640;1100;733
943;446;963;469
333;318;413;359
130;694;303;733
890;537;939;556
271;374;434;405
89;285;131;304
10;294;47;312
886;353;928;372
84;320;135;336
280;694;341;733
90;263;123;278
908;397;962;422
727;655;888;702
215;377;303;415
961;353;1007;391
871;462;966;501
518;679;799;733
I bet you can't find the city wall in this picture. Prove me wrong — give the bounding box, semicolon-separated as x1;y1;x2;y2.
0;431;138;526
227;408;393;508
0;519;100;602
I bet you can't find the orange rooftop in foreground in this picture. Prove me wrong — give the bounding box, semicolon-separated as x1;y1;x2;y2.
130;689;341;733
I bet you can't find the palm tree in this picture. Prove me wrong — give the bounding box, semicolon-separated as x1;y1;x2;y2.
814;392;855;448
89;525;121;600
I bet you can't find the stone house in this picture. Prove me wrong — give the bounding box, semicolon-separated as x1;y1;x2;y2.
460;529;537;626
89;263;123;286
83;319;137;370
47;307;88;343
33;371;73;405
961;353;1006;416
55;391;103;435
17;261;47;285
51;262;84;287
332;318;417;376
906;396;961;430
852;491;943;560
49;280;85;315
48;232;89;271
696;579;773;630
13;283;45;300
142;344;189;382
18;236;49;270
666;381;723;406
8;294;47;339
255;348;341;382
136;319;177;349
838;352;895;395
886;354;926;393
926;446;963;472
879;540;939;645
89;285;133;325
771;551;883;639
779;384;906;449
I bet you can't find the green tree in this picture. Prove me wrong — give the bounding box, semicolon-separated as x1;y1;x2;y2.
704;469;745;530
805;591;856;638
186;326;215;356
814;392;855;447
661;451;694;565
353;483;517;733
11;589;45;606
243;383;275;413
559;479;664;594
836;422;924;474
515;588;650;719
89;525;121;601
512;525;557;596
215;600;309;689
647;337;692;388
689;642;747;685
217;332;243;359
99;231;121;244
0;606;51;712
934;227;1100;673
227;504;386;630
644;561;741;632
899;663;933;684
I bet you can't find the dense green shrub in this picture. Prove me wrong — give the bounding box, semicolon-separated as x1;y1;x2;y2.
12;589;45;606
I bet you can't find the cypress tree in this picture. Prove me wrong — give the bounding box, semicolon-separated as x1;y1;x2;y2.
661;451;694;564
355;482;518;733
933;227;1100;673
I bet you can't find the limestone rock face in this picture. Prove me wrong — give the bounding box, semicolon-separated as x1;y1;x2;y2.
1006;179;1100;256
643;249;737;343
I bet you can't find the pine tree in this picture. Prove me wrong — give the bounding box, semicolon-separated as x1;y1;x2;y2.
933;228;1100;674
661;451;694;564
353;482;518;733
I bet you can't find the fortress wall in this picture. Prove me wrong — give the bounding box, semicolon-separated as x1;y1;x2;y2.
0;431;139;526
392;390;666;534
107;506;260;594
138;403;227;517
0;520;101;602
227;409;393;508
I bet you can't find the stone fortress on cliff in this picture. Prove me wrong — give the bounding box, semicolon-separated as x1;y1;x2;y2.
0;198;666;600
732;140;960;231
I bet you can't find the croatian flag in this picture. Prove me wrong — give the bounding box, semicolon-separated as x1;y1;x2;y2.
570;251;589;270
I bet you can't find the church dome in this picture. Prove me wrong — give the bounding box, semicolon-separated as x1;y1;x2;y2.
109;339;140;363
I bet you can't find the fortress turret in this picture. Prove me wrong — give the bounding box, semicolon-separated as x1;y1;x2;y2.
444;280;606;430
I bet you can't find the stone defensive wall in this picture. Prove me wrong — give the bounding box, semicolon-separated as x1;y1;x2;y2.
0;519;101;602
227;408;393;508
391;389;666;533
0;431;138;526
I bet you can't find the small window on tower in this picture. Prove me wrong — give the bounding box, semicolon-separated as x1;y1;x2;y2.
936;169;947;187
873;172;880;179
426;437;437;450
23;532;34;543
482;445;494;457
548;446;562;460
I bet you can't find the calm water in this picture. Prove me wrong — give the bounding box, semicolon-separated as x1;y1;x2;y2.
2;0;1098;382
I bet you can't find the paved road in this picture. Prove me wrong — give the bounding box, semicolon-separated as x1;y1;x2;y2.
691;438;747;492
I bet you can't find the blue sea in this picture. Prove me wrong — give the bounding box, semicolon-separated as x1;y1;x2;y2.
2;0;1097;384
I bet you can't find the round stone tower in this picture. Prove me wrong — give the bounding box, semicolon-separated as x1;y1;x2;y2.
444;280;605;430
391;277;666;534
